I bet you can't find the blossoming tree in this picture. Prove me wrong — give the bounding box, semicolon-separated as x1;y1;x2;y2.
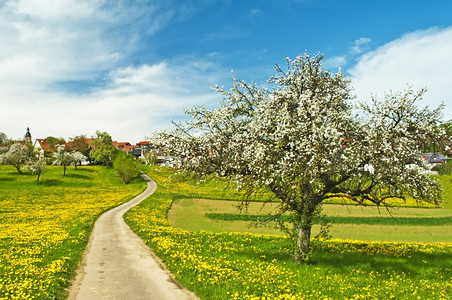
152;53;445;262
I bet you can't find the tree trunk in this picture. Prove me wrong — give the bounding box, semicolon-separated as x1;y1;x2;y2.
36;173;41;182
295;223;312;263
16;165;22;174
63;165;66;176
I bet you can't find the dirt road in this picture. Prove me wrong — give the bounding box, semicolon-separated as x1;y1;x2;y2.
68;173;198;300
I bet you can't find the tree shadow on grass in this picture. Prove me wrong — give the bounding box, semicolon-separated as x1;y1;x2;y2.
234;237;451;280
0;177;15;182
79;167;96;172
38;179;64;186
309;248;452;278
65;173;91;180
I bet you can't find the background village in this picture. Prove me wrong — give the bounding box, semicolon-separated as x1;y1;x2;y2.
0;127;172;166
0;126;449;171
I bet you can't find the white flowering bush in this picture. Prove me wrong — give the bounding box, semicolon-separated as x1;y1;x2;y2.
53;145;86;176
25;151;47;181
0;143;31;174
151;53;445;262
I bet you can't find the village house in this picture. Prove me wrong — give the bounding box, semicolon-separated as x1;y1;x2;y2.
27;128;152;160
419;152;448;165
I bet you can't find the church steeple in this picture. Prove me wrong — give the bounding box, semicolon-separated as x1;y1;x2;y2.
25;127;32;144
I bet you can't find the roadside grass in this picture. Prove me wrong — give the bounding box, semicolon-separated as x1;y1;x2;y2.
125;166;452;300
0;165;145;300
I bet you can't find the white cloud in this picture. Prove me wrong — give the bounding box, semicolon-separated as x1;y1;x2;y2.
324;56;347;69
0;59;222;142
350;37;371;54
349;27;452;121
0;0;224;142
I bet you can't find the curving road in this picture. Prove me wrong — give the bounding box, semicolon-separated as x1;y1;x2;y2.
68;173;198;300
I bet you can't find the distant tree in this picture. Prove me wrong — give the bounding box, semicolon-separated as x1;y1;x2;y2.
0;133;10;154
45;136;66;152
72;151;87;169
152;53;445;263
25;152;47;181
90;131;117;167
144;151;158;165
0;143;32;173
53;145;74;176
113;151;140;184
0;132;9;145
69;135;91;159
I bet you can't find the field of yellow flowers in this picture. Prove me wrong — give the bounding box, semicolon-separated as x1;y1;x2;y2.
125;166;452;300
0;165;145;299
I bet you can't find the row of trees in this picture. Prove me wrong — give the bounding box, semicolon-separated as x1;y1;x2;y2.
0;131;140;183
151;53;448;263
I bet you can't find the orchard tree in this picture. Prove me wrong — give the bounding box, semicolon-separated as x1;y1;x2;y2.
0;143;32;173
53;145;86;175
0;132;9;146
53;144;79;176
90;131;117;167
152;53;445;262
69;135;91;159
45;136;66;152
25;152;47;181
72;151;87;169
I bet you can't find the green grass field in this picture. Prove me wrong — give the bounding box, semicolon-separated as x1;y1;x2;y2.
0;165;145;299
169;199;452;242
125;166;452;300
1;163;451;299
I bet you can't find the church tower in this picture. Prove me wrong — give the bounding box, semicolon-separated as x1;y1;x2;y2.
25;127;32;145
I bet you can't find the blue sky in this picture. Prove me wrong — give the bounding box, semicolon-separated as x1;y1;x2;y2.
1;0;451;142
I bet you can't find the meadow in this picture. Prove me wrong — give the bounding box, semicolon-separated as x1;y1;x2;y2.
169;199;452;242
125;166;452;300
0;165;145;299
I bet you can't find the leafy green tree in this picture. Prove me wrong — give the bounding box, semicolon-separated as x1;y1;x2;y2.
113;151;140;184
152;53;445;262
90;131;117;167
45;136;66;152
0;143;32;173
144;151;158;165
69;135;91;159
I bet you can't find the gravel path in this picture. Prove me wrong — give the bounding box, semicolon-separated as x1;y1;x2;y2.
68;173;198;300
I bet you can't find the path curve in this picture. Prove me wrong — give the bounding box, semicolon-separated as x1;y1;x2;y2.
68;173;198;300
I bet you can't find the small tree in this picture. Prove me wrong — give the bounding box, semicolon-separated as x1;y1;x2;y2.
25;152;47;181
90;131;117;167
113;151;140;184
0;132;9;146
0;143;32;173
144;151;158;165
72;151;87;169
152;53;445;263
53;145;74;176
69;135;91;161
